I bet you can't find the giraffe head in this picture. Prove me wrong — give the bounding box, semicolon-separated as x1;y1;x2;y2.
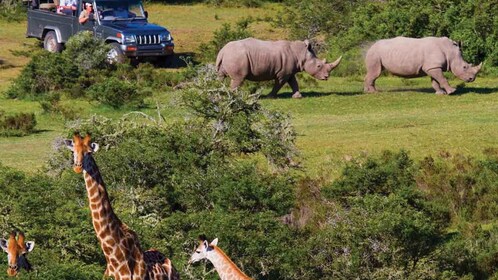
0;232;35;277
64;132;99;173
189;235;218;264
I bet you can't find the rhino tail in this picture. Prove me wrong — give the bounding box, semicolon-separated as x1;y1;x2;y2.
216;50;224;73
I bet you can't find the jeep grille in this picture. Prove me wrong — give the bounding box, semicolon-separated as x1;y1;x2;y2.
136;34;160;45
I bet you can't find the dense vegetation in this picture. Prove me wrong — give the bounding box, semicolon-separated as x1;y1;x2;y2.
1;0;498;279
281;0;498;75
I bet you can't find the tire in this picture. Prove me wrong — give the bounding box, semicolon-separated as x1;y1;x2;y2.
107;43;125;64
43;31;63;53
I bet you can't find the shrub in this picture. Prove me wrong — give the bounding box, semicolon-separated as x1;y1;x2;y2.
417;153;498;223
181;65;298;169
87;76;150;108
39;92;77;120
0;0;26;22
63;31;111;72
205;0;264;7
5;51;79;99
282;0;498;74
0;111;37;136
197;18;253;62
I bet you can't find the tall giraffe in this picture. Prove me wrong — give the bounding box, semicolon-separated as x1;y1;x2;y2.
189;235;252;280
64;132;179;280
0;231;35;277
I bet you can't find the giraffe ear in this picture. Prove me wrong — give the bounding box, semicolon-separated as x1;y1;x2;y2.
64;140;74;151
90;143;99;153
203;240;209;249
0;239;7;253
210;238;218;247
25;241;35;253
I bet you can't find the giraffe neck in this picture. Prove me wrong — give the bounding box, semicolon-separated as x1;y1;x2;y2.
82;154;123;251
207;247;251;280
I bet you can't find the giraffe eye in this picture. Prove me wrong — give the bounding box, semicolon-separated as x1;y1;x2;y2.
196;250;201;253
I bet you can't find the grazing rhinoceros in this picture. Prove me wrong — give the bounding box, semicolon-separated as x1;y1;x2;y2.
364;36;482;94
216;38;342;98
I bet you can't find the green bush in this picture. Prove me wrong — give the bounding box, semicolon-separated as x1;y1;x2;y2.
417;153;498;223
0;0;26;22
0;111;37;136
205;0;264;7
282;0;498;75
63;31;110;72
87;76;150;108
5;51;79;99
198;18;253;62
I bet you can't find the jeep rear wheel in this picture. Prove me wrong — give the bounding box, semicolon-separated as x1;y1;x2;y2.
44;31;63;53
107;43;125;64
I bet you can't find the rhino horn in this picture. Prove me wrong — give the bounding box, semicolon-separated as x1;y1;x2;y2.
328;56;342;70
473;62;483;72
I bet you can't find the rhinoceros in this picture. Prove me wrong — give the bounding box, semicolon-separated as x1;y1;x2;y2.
216;38;342;98
364;36;482;94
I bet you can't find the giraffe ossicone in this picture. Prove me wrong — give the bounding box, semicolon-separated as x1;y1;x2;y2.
65;132;179;280
189;235;252;280
0;231;35;277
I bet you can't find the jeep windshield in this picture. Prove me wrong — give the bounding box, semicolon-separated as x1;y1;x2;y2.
96;0;146;21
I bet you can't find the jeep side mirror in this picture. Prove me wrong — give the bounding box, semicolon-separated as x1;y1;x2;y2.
144;11;148;19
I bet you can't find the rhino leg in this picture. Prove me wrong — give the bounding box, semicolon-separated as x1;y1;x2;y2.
431;78;446;95
426;68;456;95
230;78;244;90
288;75;302;99
267;79;286;98
364;60;382;93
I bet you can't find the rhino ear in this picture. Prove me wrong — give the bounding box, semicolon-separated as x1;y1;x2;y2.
304;39;311;50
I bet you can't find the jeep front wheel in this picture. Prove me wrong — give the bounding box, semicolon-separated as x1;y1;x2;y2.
107;43;125;64
44;31;63;53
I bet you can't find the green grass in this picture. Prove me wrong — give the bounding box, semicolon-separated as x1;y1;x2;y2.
0;4;497;175
257;75;498;176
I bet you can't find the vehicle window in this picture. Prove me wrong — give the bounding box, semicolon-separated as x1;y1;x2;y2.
96;0;145;21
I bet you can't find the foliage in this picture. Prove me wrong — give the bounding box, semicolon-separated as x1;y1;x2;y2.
0;111;37;136
282;0;498;75
5;51;79;99
181;65;298;169
0;0;26;22
38;92;77;120
87;76;150;109
62;31;110;72
205;0;264;7
417;152;498;223
197;18;253;62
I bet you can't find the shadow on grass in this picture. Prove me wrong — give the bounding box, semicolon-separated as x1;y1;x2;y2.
152;52;198;69
0;129;51;137
451;86;498;95
386;86;498;95
262;90;364;99
386;88;435;94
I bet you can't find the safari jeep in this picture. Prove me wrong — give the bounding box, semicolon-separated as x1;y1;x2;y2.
26;0;174;63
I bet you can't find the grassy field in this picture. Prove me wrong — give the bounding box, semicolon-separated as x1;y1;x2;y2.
0;4;497;176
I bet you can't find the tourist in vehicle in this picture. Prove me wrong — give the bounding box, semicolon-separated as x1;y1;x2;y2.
58;0;77;15
79;2;93;24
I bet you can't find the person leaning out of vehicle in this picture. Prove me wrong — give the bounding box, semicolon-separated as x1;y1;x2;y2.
58;0;77;15
79;2;94;24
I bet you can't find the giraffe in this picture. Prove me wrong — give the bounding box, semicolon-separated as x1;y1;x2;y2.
64;132;180;280
189;235;252;280
0;231;35;277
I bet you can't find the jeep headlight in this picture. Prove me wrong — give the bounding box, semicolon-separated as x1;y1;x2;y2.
123;34;136;44
160;33;172;42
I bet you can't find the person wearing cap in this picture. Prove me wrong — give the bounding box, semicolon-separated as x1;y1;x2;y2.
79;2;94;24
